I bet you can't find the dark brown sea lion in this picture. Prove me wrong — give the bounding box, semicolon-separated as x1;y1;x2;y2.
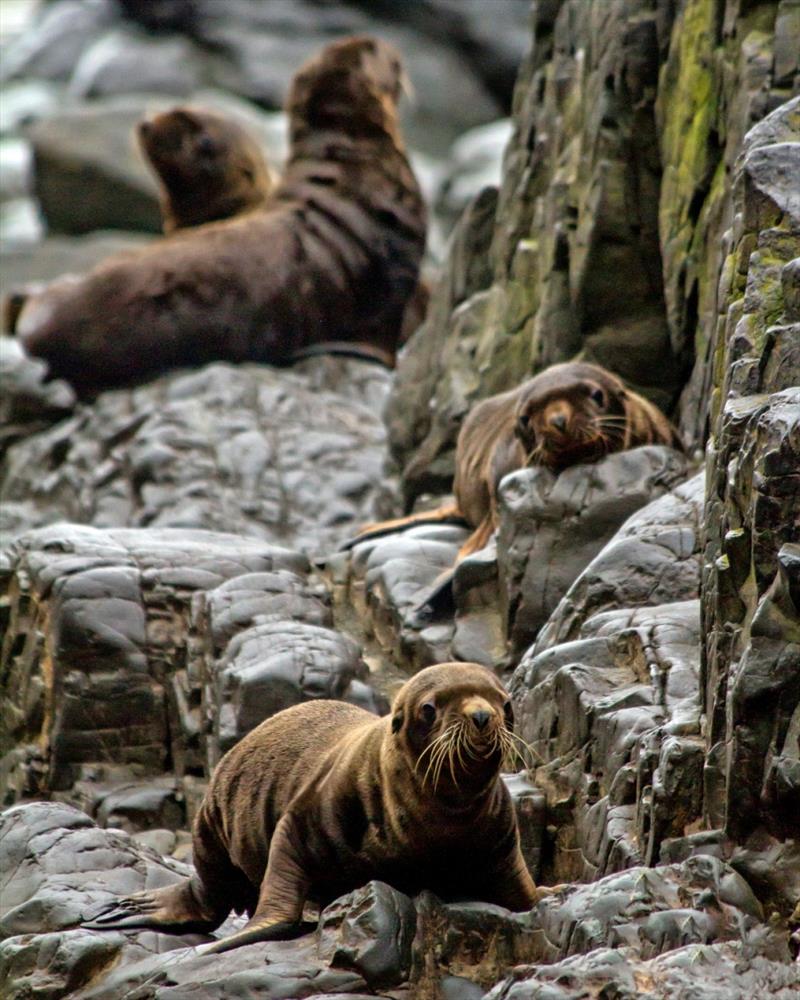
351;362;682;559
137;106;275;233
10;36;426;396
85;662;546;953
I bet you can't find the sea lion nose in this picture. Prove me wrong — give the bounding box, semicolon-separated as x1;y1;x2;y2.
549;413;567;431
471;710;490;730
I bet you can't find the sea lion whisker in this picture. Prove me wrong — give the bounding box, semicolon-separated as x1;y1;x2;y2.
420;735;452;788
506;730;545;767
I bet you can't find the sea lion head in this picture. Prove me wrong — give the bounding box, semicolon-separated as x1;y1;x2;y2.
513;361;670;472
137;107;272;231
389;662;514;794
288;36;408;140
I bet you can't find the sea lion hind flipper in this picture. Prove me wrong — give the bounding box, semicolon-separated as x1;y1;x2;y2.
83;880;221;933
194;917;305;954
339;502;465;551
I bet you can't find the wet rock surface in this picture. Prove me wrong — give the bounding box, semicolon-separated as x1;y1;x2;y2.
0;357;395;554
1;2;799;999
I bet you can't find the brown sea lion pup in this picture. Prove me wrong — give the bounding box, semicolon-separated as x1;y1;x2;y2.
137;106;275;233
10;36;426;396
85;662;549;953
349;362;682;560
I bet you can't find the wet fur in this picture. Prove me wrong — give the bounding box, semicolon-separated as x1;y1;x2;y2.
85;662;543;952
11;37;426;396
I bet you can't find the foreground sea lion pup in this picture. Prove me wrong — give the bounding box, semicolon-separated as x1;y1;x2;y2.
10;36;426;395
137;106;275;232
351;362;682;559
86;662;546;953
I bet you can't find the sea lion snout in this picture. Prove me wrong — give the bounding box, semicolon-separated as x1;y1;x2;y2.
460;695;497;735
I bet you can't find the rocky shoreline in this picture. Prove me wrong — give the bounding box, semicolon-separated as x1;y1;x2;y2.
1;1;799;998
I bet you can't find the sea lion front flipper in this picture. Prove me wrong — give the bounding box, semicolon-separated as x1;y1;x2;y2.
197;814;311;953
84;879;221;933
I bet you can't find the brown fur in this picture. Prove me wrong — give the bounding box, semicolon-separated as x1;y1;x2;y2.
85;662;544;952
11;37;426;397
137;107;275;233
353;362;682;559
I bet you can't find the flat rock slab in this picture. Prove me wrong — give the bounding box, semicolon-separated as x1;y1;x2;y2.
1;357;395;555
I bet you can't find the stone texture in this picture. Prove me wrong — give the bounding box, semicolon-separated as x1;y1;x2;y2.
497;445;689;655
0;523;384;807
0;358;395;554
3;804;791;1000
701;94;800;849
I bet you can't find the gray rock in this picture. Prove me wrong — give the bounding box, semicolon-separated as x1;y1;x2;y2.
484;942;800;999
0;523;311;797
497;445;689;655
0;1;115;84
1;233;152;296
0;359;395;554
534;472;704;653
317;881;416;990
210;620;385;761
0;336;76;457
68;28;206;100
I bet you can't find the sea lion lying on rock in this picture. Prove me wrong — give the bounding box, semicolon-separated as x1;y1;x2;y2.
351;362;682;560
137;106;276;233
85;662;549;953
9;36;426;396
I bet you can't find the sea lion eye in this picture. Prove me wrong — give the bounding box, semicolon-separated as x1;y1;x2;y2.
589;386;605;407
420;702;436;725
196;135;217;157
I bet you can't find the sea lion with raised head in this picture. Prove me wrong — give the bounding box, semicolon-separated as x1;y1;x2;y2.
137;106;275;233
85;662;548;953
350;362;682;560
10;36;426;396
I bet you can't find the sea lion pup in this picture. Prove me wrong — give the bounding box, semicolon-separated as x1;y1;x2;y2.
137;106;275;233
349;362;682;560
10;36;426;396
85;662;546;953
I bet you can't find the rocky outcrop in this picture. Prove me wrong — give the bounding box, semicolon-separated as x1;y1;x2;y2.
1;2;798;999
2;802;794;1000
388;0;797;504
700;96;799;858
0;357;395;553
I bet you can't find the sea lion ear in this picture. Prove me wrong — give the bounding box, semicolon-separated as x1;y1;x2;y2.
620;388;674;449
391;711;403;734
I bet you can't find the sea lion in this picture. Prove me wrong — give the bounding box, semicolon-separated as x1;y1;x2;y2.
351;362;682;560
85;662;546;953
137;106;275;233
10;36;426;396
137;104;430;344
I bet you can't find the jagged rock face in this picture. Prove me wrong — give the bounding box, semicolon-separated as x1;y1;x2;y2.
388;0;796;506
701;96;800;847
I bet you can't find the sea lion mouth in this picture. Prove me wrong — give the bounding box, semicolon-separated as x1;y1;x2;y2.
414;713;536;792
